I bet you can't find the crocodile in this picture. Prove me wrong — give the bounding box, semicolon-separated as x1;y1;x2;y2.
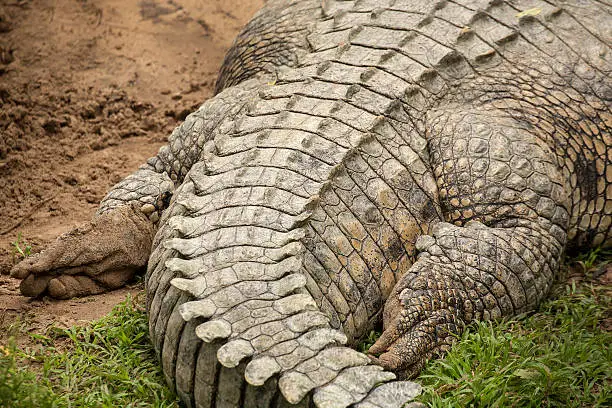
11;0;611;407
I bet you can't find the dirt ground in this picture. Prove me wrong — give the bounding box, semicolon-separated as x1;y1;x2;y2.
0;0;263;340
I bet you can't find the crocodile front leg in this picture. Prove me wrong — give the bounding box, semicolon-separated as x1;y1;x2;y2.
371;107;570;376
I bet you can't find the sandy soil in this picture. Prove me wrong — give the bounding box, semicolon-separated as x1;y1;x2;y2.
0;0;263;340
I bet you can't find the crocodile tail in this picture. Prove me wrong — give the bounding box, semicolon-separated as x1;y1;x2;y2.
145;162;421;408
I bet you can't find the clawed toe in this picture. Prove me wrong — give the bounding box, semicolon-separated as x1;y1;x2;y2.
48;275;106;299
10;255;40;280
369;332;433;379
19;273;53;297
369;301;463;378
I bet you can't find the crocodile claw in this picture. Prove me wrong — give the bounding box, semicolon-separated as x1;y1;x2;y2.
10;204;155;299
368;272;464;378
368;309;458;379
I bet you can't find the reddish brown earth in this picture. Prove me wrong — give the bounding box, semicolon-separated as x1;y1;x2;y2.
0;0;263;339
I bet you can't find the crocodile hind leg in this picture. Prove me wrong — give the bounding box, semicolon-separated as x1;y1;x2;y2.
9;81;259;298
370;106;571;377
10;191;164;299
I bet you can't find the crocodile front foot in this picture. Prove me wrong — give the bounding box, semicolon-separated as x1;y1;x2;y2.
10;204;155;299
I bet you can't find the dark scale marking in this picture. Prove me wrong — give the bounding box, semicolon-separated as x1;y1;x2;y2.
575;154;600;202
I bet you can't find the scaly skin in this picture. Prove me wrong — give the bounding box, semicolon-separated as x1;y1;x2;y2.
12;0;611;407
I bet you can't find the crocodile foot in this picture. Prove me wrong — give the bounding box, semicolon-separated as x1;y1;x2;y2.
10;204;155;299
368;269;464;379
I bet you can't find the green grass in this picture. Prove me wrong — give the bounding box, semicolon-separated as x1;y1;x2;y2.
10;232;32;263
0;295;179;408
358;329;382;353
0;342;55;407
